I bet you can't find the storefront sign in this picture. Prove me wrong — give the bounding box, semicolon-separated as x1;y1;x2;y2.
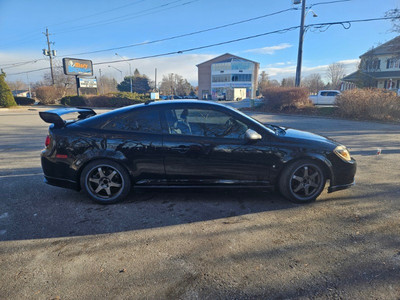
63;58;93;76
78;78;97;88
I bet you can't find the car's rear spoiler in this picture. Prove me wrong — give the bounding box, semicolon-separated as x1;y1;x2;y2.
39;107;96;128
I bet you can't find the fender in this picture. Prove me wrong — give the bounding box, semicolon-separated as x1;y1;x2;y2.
283;152;335;183
71;149;128;174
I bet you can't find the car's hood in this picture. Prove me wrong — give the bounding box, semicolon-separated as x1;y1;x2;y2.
280;127;339;148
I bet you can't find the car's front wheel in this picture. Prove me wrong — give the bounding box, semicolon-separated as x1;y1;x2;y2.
279;159;326;203
80;159;131;204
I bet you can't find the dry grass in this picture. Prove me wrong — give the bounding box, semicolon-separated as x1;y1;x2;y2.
336;89;400;121
260;87;312;111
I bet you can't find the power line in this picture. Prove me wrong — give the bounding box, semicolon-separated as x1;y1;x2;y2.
309;0;351;8
63;7;299;57
6;16;398;76
54;0;197;35
1;0;347;67
50;0;146;28
0;0;190;50
0;0;146;49
1;59;46;69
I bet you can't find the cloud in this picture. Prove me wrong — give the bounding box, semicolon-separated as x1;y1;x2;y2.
245;43;292;55
263;58;360;82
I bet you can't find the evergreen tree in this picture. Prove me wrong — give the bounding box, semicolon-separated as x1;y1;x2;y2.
0;72;17;107
117;75;151;94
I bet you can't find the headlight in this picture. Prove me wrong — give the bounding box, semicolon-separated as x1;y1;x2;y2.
334;146;351;162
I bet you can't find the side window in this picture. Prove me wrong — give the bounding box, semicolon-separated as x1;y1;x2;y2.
320;92;328;96
102;109;161;133
327;92;338;96
165;108;248;139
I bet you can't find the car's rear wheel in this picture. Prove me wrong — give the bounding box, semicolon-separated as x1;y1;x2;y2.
279;159;325;203
80;159;131;204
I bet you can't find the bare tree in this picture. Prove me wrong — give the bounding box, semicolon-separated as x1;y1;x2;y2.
326;62;346;90
281;77;295;87
386;9;400;32
268;79;280;87
258;71;270;93
5;80;27;91
99;76;118;94
43;63;76;96
160;73;193;96
302;73;324;94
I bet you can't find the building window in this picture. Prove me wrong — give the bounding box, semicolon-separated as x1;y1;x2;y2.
212;75;231;82
363;58;380;72
231;74;252;82
387;58;400;69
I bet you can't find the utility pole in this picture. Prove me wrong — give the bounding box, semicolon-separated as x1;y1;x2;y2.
43;28;55;85
155;68;157;92
295;0;306;87
115;53;133;93
99;68;102;94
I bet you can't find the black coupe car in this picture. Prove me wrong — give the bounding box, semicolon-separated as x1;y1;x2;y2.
40;100;356;204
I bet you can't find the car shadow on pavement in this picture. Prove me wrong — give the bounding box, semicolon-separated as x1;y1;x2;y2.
0;173;300;241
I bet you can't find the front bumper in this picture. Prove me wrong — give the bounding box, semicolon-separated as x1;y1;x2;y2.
327;154;357;193
328;179;355;193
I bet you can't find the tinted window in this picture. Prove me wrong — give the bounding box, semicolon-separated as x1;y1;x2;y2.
103;109;161;133
320;92;328;96
327;92;339;96
165;108;248;139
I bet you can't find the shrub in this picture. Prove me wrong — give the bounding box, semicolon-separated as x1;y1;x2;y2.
35;86;61;105
108;92;148;100
60;95;87;106
0;73;17;107
85;95;148;107
14;96;35;105
336;89;400;121
260;87;312;111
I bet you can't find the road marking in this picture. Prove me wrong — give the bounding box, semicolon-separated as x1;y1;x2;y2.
0;212;8;219
0;230;6;235
0;173;43;179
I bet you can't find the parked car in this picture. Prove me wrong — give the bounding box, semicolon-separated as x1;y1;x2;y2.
309;90;341;105
39;100;356;204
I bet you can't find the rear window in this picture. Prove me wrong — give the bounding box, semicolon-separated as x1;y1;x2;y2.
76;105;140;129
102;109;161;134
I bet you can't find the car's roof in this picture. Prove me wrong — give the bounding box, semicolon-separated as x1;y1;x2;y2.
76;100;233;127
144;99;226;107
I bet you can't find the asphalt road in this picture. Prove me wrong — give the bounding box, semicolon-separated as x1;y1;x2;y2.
0;106;399;299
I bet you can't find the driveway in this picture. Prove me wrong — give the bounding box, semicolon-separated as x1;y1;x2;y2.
0;107;399;299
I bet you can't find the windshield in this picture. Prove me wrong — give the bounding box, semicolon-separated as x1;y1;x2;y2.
224;106;275;135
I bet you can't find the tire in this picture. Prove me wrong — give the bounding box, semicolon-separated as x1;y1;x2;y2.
80;159;131;204
279;159;326;203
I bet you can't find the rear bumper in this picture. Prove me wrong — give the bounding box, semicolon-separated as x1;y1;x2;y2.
41;152;80;191
44;175;79;190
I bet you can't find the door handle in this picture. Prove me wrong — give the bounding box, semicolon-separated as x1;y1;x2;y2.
171;145;190;153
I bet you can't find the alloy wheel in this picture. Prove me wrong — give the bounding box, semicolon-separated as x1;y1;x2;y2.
289;164;322;200
86;165;124;200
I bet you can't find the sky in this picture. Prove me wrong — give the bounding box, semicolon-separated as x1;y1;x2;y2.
0;0;398;86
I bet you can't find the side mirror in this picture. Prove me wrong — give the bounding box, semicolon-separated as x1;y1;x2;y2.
245;129;262;141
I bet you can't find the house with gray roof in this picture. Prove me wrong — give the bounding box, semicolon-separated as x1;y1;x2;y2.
342;36;400;89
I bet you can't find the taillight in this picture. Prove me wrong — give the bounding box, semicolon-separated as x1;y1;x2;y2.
45;135;50;147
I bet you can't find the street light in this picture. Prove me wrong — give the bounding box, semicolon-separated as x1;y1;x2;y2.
294;0;317;87
108;65;123;82
115;53;133;93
